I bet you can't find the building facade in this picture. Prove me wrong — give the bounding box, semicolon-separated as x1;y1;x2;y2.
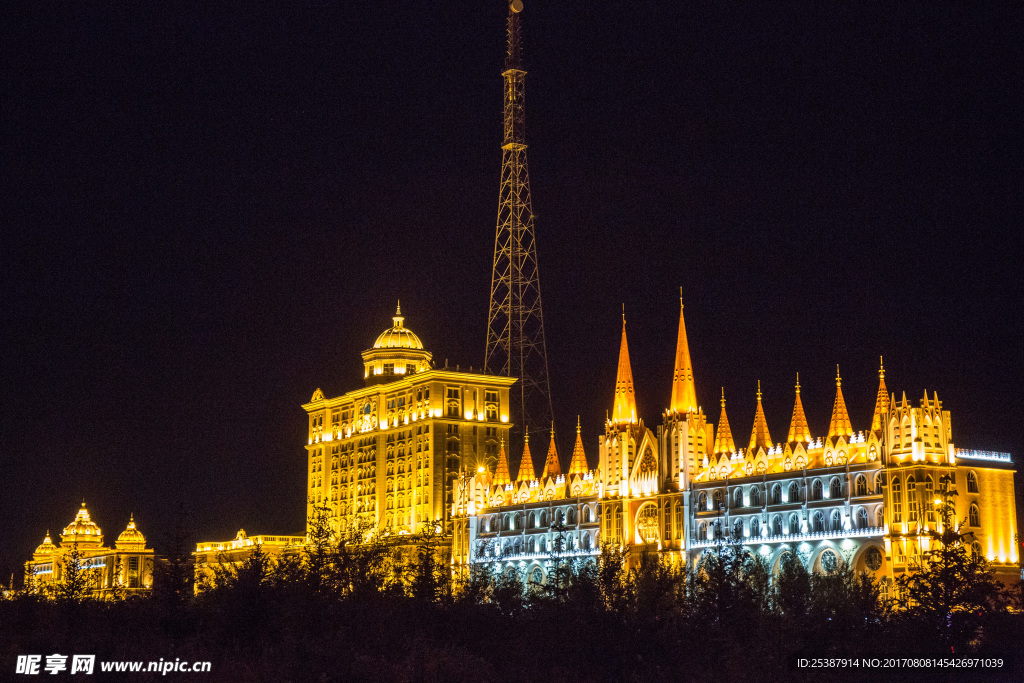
458;303;1020;590
26;503;155;597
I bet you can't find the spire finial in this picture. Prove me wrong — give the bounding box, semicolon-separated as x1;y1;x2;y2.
756;380;762;400
879;356;885;379
622;303;625;323
795;372;801;393
679;286;683;309
550;421;555;437
720;387;726;406
836;364;841;386
396;300;401;316
576;415;581;433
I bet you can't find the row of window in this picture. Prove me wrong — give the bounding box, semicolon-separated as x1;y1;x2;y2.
697;506;881;540
480;505;596;533
697;473;879;511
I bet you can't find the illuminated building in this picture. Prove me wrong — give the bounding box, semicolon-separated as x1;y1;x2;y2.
193;530;305;588
25;503;155;597
302;304;516;540
458;302;1020;588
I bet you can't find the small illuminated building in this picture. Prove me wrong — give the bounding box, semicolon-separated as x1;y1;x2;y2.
193;529;305;588
25;503;155;597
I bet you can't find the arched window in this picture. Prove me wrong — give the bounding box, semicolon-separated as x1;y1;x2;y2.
892;477;902;523
513;512;522;530
566;508;576;525
698;522;708;540
789;513;800;535
874;471;883;491
582;506;591;524
756;462;767;475
733;518;744;539
876;507;884;527
554;510;564;526
925;477;935;522
907;476;918;522
750;518;760;537
812;480;823;501
967;471;979;493
857;508;868;529
582;533;592;550
771;484;782;505
789;482;801;503
750;487;760;507
733;488;743;508
713;489;723;509
772;515;782;536
675;502;683;533
540;510;549;527
971;541;983;558
812;511;825;533
969;504;980;527
830;478;842;499
855;475;867;497
830;509;842;532
698;492;708;511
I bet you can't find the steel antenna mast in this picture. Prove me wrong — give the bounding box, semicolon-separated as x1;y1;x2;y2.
484;0;554;449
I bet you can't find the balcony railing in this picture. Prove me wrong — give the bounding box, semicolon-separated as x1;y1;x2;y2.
955;449;1012;463
689;526;885;549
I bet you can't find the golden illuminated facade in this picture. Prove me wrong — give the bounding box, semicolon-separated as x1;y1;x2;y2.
193;529;305;588
26;503;155;597
303;305;516;539
460;301;1020;589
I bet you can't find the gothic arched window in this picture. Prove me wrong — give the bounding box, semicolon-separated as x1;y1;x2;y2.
830;478;842;499
812;480;823;501
855;475;867;497
969;504;980;527
967;471;979;493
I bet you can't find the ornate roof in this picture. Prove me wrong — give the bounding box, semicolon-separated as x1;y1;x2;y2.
670;300;698;414
828;367;854;438
493;439;511;486
34;531;56;557
714;389;736;454
61;502;103;546
748;381;773;451
115;514;146;549
871;357;889;433
611;315;637;424
542;424;561;478
787;374;812;444
567;417;589;475
516;433;536;482
372;302;424;350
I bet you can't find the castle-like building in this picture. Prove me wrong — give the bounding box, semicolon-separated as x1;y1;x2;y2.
25;503;155;597
454;303;1020;592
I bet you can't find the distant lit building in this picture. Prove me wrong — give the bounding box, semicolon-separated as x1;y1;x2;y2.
193;529;305;589
26;503;155;597
457;303;1020;590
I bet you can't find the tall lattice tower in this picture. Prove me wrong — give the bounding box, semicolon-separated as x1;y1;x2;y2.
484;0;554;445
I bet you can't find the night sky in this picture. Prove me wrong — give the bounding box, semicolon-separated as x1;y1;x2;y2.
3;2;1022;580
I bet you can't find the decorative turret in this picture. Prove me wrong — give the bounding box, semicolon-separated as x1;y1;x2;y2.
748;381;773;451
542;423;561;478
33;531;56;559
115;514;147;551
714;389;736;455
787;373;812;444
60;502;103;548
669;297;698;414
568;416;588;475
516;432;536;482
493;439;511;486
871;357;889;433
361;303;433;385
611;313;637;425
828;366;854;438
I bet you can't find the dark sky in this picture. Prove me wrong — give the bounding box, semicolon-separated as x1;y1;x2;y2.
3;2;1022;579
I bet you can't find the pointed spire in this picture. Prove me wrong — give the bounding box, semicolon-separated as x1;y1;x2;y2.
611;313;637;424
516;432;536;482
670;295;698;414
749;381;773;451
828;365;853;438
393;301;404;328
787;373;812;443
493;438;511;486
714;388;736;454
568;416;588;475
871;357;889;432
542;422;561;478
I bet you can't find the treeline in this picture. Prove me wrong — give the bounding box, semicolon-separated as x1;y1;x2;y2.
2;511;1022;682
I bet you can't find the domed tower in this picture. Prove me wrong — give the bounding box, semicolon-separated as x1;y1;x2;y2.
60;502;104;549
115;514;147;551
361;303;433;385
